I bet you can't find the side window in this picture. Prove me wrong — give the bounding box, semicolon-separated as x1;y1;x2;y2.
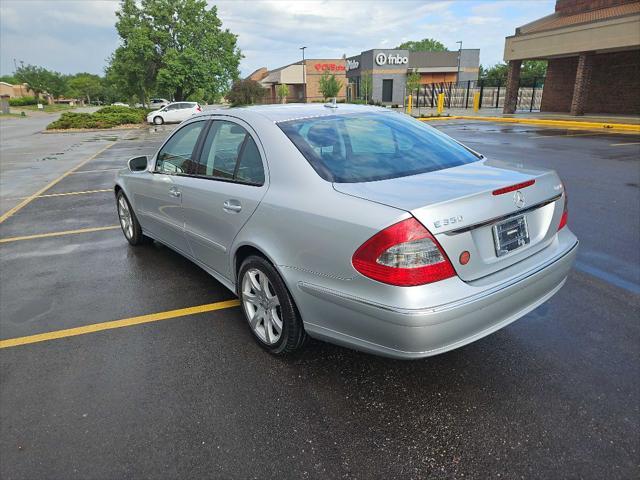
155;121;205;174
236;137;265;185
196;121;252;181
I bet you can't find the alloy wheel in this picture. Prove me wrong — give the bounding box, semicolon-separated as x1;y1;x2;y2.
241;268;283;345
117;196;134;240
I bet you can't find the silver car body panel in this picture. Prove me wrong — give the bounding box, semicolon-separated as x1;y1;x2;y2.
116;104;578;358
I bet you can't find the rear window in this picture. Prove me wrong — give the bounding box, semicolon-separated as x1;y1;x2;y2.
278;112;480;183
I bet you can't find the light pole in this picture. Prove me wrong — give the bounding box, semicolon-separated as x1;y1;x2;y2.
300;46;307;102
456;41;463;84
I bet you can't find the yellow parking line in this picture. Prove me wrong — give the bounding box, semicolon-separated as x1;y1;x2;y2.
610;142;640;147
0;225;119;244
528;132;608;139
69;168;121;174
0;142;115;224
37;189;113;198
0;299;241;349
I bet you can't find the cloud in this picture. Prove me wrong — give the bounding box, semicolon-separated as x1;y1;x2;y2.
0;0;555;76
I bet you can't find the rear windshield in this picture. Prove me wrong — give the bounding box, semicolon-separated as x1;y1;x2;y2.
278;112;479;183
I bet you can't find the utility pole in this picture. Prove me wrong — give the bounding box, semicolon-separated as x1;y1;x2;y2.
456;41;463;84
300;46;307;102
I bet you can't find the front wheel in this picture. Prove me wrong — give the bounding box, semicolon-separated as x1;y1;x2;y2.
153;116;164;125
116;191;149;246
239;256;306;355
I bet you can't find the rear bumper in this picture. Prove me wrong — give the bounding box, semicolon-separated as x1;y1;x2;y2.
290;231;578;359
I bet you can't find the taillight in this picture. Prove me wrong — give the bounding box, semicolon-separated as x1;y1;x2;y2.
558;186;568;230
196;106;202;112
352;218;456;286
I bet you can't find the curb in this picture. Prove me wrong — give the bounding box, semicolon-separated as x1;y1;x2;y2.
418;115;640;133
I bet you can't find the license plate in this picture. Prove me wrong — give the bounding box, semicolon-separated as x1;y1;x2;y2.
492;215;530;257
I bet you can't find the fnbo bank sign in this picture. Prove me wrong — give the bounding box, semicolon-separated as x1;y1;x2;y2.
375;52;408;66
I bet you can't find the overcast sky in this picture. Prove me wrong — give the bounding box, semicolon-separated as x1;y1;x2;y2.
0;0;554;77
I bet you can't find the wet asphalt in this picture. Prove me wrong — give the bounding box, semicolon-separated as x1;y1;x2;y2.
0;119;638;479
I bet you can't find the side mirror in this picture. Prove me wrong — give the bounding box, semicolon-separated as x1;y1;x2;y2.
128;155;148;172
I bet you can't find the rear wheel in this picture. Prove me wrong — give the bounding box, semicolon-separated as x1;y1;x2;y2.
116;191;149;246
153;116;164;125
239;255;306;355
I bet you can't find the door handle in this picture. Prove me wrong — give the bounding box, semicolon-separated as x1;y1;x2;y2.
223;200;242;213
168;187;181;198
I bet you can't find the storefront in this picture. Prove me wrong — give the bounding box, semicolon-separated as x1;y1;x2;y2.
249;59;347;103
345;48;479;105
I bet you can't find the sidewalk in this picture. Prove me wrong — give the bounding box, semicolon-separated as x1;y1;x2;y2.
405;106;640;132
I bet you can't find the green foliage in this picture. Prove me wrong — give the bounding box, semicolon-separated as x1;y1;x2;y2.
109;0;242;104
0;75;18;84
8;96;39;106
46;107;149;130
406;72;421;93
226;79;266;106
14;64;68;99
359;73;372;101
276;84;289;103
396;38;446;52
480;61;547;87
319;72;342;100
68;73;103;103
14;64;50;99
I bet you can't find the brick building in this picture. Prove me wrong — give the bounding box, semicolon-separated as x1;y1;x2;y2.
248;59;347;103
503;0;640;115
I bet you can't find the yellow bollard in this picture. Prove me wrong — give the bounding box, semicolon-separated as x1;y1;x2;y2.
407;93;412;115
437;93;444;115
473;92;480;112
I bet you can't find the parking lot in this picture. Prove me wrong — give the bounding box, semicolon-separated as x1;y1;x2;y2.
1;118;638;479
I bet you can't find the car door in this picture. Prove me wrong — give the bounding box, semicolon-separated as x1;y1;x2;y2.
180;118;268;278
175;103;193;122
163;104;181;122
135;120;207;253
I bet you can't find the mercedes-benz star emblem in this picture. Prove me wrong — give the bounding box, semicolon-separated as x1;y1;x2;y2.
514;190;525;209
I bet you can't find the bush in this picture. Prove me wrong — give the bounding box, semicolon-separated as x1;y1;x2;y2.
46;107;151;130
226;79;266;106
9;96;39;106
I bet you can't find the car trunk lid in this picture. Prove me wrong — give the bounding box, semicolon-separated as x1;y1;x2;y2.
334;160;565;281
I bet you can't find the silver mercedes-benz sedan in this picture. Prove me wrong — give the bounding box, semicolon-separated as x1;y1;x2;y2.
114;104;578;359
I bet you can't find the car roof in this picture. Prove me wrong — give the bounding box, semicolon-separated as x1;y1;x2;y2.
194;103;391;123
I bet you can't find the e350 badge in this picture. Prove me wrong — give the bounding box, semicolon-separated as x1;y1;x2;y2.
433;216;463;229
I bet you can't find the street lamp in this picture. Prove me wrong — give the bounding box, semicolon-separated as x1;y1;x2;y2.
456;41;463;84
300;46;307;102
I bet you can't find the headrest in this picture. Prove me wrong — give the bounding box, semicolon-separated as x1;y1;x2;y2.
229;125;246;134
306;122;336;148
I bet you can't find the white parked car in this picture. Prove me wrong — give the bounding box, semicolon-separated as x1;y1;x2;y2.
111;102;129;107
149;98;170;110
147;102;202;125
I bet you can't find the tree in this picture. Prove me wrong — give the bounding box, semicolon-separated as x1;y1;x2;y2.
276;84;289;104
0;75;18;84
226;79;266;106
45;71;69;99
14;64;50;100
480;61;547;87
68;73;103;104
396;38;446;52
360;73;372;102
319;72;342;100
406;72;421;94
109;0;242;104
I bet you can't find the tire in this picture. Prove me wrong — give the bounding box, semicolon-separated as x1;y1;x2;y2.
116;191;150;246
238;255;306;355
153;116;164;125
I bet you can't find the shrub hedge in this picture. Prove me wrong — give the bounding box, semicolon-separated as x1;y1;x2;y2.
46;107;151;130
9;96;39;106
